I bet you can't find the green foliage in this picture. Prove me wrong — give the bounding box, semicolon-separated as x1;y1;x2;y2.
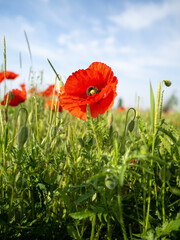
0;85;180;239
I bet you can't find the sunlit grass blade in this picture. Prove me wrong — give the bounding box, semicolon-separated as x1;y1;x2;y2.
150;82;155;133
3;36;6;79
24;30;32;64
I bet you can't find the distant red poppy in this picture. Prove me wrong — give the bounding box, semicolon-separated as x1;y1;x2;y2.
118;106;125;112
1;84;26;106
28;87;37;94
44;99;63;112
39;84;58;97
20;83;26;89
0;71;19;83
58;62;118;120
131;159;135;164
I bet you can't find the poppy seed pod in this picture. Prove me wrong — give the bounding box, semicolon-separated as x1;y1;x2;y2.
18;126;28;148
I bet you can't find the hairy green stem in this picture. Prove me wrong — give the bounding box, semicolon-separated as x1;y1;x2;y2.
118;184;128;240
90;215;96;240
162;166;166;223
145;82;161;233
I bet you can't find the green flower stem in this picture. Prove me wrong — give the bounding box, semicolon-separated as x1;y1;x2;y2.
47;58;64;85
44;77;57;144
90;214;96;240
89;113;101;164
159;90;164;119
118;184;128;240
162;166;166;224
3;36;6;78
33;97;39;144
154;82;161;134
143;170;146;228
145;82;161;233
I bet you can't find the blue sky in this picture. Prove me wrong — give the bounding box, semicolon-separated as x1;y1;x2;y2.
0;0;180;109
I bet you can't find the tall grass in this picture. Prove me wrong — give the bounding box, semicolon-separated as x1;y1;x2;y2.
0;79;180;239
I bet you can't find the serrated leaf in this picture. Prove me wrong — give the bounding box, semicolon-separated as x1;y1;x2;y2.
157;217;180;237
76;190;96;203
37;183;47;194
67;225;81;240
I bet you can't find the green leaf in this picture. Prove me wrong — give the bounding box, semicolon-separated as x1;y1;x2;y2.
69;210;95;220
37;183;47;194
76;190;96;203
157;214;180;237
67;225;81;240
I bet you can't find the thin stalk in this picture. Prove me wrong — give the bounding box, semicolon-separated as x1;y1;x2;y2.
145;82;161;233
33;97;39;143
89;114;101;164
47;58;63;85
24;30;32;64
129;224;133;240
3;36;6;79
159;90;164;119
90;215;96;240
118;184;128;240
44;77;57;144
134;184;142;233
107;217;112;240
162;166;166;223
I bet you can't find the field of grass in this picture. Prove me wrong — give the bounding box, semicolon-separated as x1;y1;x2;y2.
0;79;180;239
0;35;180;240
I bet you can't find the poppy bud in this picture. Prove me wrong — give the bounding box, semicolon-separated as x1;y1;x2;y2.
18;126;28;148
127;120;135;133
163;80;172;87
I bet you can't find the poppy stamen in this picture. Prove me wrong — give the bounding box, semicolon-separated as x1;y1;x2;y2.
87;86;100;96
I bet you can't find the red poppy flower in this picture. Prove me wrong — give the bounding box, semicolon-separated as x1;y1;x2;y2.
1;84;27;106
131;159;135;164
39;84;58;97
0;71;19;83
58;62;118;120
44;99;63;112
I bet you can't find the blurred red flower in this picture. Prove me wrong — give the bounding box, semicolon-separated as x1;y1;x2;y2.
1;84;26;106
59;62;118;120
0;71;19;83
39;84;58;97
118;106;125;112
44;99;62;112
28;87;37;94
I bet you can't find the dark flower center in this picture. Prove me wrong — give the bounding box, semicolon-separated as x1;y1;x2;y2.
87;86;100;96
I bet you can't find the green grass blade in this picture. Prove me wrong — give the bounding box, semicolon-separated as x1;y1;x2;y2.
24;30;32;64
150;82;155;133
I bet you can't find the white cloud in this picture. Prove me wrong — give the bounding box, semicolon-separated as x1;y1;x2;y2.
109;0;180;30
